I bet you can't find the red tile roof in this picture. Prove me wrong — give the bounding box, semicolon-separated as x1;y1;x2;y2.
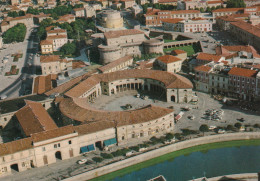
161;18;184;24
230;21;260;39
171;49;187;55
196;53;222;62
157;55;182;64
228;67;258;77
194;65;212;72
98;55;133;73
212;8;244;13
15;100;58;137
104;29;144;39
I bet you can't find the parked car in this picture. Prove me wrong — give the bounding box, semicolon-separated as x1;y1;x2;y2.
218;129;225;134
209;125;217;130
125;150;134;157
77;159;88;164
0;95;7;100
139;147;147;152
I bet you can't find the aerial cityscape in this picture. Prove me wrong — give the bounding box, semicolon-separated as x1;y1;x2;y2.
0;0;260;180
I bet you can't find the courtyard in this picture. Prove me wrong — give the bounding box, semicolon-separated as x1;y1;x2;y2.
91;90;260;133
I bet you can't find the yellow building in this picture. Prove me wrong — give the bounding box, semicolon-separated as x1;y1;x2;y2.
40;40;53;54
154;55;183;73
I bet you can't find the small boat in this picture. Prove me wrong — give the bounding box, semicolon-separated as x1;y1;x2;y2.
148;175;167;181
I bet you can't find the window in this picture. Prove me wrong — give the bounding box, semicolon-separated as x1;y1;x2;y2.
54;143;61;148
68;140;72;145
2;157;5;162
4;118;7;121
22;162;25;167
42;147;46;151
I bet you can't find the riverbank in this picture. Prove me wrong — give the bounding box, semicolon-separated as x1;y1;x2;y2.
63;132;260;181
90;139;260;181
192;173;258;181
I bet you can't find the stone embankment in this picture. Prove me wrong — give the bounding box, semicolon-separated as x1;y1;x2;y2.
64;132;260;181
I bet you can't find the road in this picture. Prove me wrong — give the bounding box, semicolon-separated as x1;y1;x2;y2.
0;27;39;98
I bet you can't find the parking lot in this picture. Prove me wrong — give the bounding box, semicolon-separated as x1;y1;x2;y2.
91;90;260;133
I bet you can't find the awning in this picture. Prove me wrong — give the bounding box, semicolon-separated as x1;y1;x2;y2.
103;138;117;146
88;144;95;151
80;144;95;153
80;146;88;153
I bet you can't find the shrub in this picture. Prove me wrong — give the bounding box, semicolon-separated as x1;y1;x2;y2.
226;125;235;131
138;143;149;148
253;124;260;128
174;133;181;140
166;133;174;140
100;153;113;159
129;146;139;152
92;157;104;163
234;122;242;129
181;129;198;136
111;148;130;157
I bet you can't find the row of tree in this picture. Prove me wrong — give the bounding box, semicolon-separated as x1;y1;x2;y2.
2;23;27;44
6;4;83;19
142;3;176;13
226;0;246;8
37;18;95;41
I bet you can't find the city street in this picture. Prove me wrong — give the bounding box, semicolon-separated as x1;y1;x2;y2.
0;26;39;98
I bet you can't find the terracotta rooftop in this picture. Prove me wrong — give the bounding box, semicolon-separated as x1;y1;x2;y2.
212;8;244;13
74;121;115;135
196;52;222;62
47;28;67;34
40;39;53;45
228;67;258;77
65;69;193;98
40;55;65;63
157;55;182;64
15;100;58;137
104;29;144;39
207;0;223;4
57;14;75;22
44;70;97;96
59;98;173;126
73;8;85;11
158;0;178;3
230;21;260;39
33;74;57;94
194;65;212;72
170;10;200;14
171;49;187;55
98;55;133;73
161;18;184;24
46;35;67;39
31;125;75;143
0;138;33;157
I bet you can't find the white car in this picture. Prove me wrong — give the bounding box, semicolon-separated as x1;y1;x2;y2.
218;129;225;134
125;150;134;157
77;159;87;164
209;126;216;130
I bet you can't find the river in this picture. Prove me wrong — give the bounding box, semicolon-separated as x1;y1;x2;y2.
111;145;260;181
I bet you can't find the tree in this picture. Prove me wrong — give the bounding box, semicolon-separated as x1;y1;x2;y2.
226;0;246;8
234;122;242;129
18;10;25;16
60;42;77;55
26;7;40;15
7;11;18;18
2;23;26;44
206;7;211;12
199;124;209;135
200;7;205;13
226;125;235;131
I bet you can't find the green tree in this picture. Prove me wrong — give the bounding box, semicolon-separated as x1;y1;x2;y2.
199;7;205;13
234;122;242;129
226;0;246;8
18;10;25;16
3;23;26;43
26;7;40;15
60;42;77;55
199;124;209;135
206;7;211;12
8;11;18;18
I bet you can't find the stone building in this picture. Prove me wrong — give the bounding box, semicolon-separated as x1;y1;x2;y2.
65;69;194;103
162;18;213;32
1;14;34;33
98;29;164;64
97;55;133;73
40;27;68;53
212;8;244;19
229;21;260;52
228;67;258;101
171;49;187;61
98;9;124;29
145;8;201;27
194;65;212;93
154;55;183;73
40;55;72;75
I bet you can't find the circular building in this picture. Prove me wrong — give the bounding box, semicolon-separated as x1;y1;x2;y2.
99;9;123;29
